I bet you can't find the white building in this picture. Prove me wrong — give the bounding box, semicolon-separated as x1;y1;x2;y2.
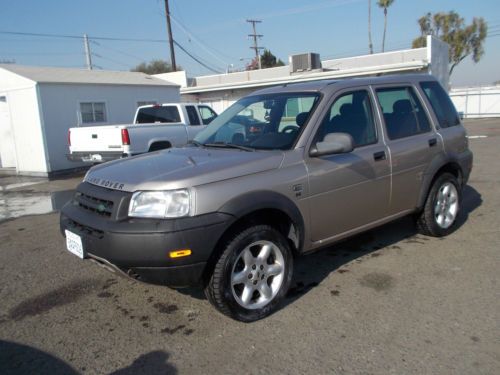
160;36;449;114
0;65;179;176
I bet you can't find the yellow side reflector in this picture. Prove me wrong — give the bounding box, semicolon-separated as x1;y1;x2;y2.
169;249;192;258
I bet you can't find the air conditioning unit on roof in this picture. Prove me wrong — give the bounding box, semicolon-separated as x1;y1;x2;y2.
289;53;322;73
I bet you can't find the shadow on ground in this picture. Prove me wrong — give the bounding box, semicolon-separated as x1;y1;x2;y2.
0;340;78;374
110;351;177;375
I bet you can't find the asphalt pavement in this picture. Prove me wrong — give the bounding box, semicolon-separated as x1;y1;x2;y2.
0;119;499;374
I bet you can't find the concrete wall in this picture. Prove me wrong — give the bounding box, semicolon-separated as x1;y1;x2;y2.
450;86;500;118
38;83;180;173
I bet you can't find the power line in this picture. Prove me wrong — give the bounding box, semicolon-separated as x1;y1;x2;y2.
173;40;222;74
0;30;166;43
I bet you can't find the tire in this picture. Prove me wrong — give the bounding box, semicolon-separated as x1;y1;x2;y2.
204;225;293;322
417;173;461;237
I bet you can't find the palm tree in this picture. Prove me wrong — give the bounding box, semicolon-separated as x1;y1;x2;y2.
377;0;395;52
368;0;373;54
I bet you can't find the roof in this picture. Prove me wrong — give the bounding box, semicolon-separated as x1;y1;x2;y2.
0;64;179;86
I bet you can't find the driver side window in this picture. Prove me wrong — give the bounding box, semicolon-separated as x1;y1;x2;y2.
317;90;377;147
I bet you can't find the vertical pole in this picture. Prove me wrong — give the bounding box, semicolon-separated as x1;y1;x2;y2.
164;0;177;71
247;20;263;69
83;34;92;70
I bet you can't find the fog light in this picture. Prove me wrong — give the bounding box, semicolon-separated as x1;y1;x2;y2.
169;249;192;258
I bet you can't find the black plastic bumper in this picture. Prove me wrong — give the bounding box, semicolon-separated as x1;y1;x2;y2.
60;185;233;287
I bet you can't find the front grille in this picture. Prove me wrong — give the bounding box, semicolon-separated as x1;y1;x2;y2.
66;218;104;239
75;191;114;217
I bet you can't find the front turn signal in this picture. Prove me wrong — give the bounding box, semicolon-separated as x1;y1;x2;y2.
169;249;192;258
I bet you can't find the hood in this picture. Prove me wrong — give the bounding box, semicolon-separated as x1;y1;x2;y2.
85;147;284;192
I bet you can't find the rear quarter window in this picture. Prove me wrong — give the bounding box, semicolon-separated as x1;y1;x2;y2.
420;81;460;128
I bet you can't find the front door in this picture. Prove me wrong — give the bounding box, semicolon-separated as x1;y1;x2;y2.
306;88;391;242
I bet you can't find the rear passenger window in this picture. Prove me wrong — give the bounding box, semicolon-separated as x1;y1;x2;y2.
376;87;431;140
186;105;201;125
316;90;377;147
420;81;460;128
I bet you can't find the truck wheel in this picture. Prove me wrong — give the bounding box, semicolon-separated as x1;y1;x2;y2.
417;173;461;237
204;225;293;322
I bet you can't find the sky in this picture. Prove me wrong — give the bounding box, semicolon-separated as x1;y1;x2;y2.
0;0;499;87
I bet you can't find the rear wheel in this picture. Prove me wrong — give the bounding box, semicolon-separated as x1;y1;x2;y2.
204;225;293;322
417;173;461;237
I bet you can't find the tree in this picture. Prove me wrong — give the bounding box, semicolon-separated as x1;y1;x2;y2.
368;0;373;54
246;49;285;70
412;11;488;76
131;59;179;75
377;0;395;52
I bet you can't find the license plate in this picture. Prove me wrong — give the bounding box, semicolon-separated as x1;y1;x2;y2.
65;230;84;259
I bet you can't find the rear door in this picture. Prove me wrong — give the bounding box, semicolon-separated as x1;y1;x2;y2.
373;84;443;215
306;87;391;242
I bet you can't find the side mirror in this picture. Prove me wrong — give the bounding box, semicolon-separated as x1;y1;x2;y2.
310;132;354;157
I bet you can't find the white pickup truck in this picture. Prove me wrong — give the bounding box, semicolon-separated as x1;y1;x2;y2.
67;103;217;163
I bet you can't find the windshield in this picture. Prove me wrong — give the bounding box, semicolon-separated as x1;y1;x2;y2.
193;93;320;150
135;106;181;124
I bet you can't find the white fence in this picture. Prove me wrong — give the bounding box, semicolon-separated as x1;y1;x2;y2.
450;85;500;118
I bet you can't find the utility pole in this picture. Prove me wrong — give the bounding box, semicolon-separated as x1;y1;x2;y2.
164;0;177;71
247;19;263;69
83;34;93;70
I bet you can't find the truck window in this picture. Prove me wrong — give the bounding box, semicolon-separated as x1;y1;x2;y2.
198;106;217;125
420;81;460;128
135;106;181;124
186;106;201;125
316;90;377;147
376;87;431;140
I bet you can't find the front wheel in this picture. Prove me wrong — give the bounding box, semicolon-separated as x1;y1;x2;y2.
204;225;293;322
417;173;461;237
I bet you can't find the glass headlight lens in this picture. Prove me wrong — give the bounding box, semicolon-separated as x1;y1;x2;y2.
128;189;191;218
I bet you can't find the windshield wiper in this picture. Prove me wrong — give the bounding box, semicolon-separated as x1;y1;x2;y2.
202;142;254;152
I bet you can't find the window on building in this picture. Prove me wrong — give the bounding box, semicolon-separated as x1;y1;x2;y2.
376;87;431;140
420;81;460;128
80;102;106;123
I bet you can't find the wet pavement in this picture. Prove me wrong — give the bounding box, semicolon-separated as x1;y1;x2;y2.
0;175;81;222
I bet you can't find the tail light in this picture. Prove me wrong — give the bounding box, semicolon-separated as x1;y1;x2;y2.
68;130;71;146
121;129;130;145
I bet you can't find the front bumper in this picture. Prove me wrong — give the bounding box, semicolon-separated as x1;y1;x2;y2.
60;183;233;287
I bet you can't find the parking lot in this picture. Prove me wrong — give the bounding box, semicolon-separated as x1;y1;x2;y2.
0;119;499;374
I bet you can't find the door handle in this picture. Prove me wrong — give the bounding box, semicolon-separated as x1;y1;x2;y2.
373;151;386;161
428;138;437;147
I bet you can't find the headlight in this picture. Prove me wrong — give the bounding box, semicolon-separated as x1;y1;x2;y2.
128;189;192;218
